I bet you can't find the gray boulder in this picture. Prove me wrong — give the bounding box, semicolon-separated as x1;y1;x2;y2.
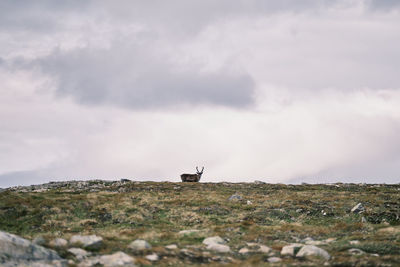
281;243;303;256
70;235;103;250
128;239;151;252
228;194;242;201
296;245;330;260
78;252;136;267
206;243;231;253
68;248;91;261
0;230;66;267
50;238;68;248
202;236;225;246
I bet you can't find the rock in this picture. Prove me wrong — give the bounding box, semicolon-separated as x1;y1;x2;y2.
32;236;46;246
128;239;151;252
254;180;266;184
296;245;330;260
165;244;178;250
281;243;303;256
0;230;66;267
351;203;365;214
348;248;365;255
206;243;231;253
361;216;367;223
228;194;242;201
203;236;225;246
246;243;272;254
238;247;250;254
268;257;282;263
324;238;336;243
50;238;68;248
79;252;136;267
246;200;252;205
70;235;103;250
349;240;360;245
68;248;91;261
145;253;159;261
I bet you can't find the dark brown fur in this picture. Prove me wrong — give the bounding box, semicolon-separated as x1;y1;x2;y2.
181;167;204;182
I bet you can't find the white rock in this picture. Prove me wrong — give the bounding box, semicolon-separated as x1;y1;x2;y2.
238;247;250;254
281;243;304;256
128;239;151;251
0;230;66;267
206;243;231;253
246;200;252;205
349;240;360;245
296;245;330;260
203;236;225;246
258;245;273;254
50;238;68;248
268;257;282;263
165;244;178;250
351;203;365;214
68;248;91;261
70;235;103;250
145;253;159;261
79;252;136;267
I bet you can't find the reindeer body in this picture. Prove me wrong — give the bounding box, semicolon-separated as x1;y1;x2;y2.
181;167;204;182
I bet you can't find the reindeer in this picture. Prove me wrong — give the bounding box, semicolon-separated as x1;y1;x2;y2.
181;167;204;182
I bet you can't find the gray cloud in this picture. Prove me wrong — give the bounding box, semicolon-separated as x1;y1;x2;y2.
36;43;255;109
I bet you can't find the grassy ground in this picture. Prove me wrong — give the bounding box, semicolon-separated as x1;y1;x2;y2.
0;181;399;266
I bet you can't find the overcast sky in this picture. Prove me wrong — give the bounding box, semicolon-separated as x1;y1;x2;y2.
1;0;400;187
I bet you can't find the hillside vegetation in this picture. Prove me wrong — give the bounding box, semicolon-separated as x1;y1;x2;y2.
0;180;399;266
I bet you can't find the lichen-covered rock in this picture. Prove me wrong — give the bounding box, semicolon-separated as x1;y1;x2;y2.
206;243;231;253
50;238;68;248
202;236;225;246
79;252;136;267
0;231;66;267
68;248;91;261
128;239;151;252
70;235;103;250
296;245;330;260
281;243;303;256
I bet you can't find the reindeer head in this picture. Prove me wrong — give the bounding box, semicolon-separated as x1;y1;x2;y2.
196;166;204;177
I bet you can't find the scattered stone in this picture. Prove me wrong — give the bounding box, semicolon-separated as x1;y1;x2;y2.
206;243;231;253
32;236;46;246
79;252;136;267
281;243;303;256
296;245;330;260
50;238;68;248
246;200;252;205
70;235;103;250
247;243;273;254
348;248;365;255
324;238;336;243
68;248;91;261
361;216;367;223
145;253;159;261
203;236;225;246
254;180;266;184
349;240;360;245
351;203;365;214
268;257;282;263
0;230;66;267
228;194;242;201
238;247;250;254
128;239;151;252
165;244;178;250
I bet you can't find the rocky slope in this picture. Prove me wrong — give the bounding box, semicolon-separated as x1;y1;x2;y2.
0;180;399;266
